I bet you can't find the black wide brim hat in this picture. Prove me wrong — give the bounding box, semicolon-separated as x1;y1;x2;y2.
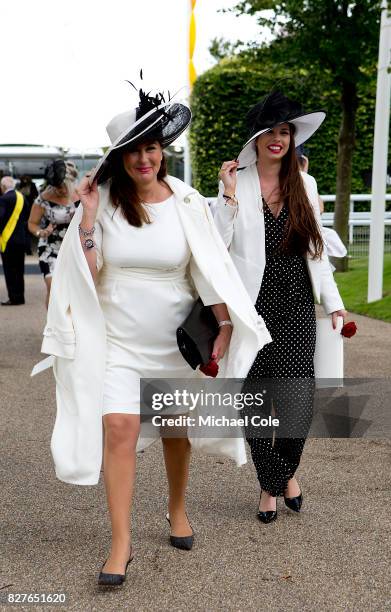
237;90;325;168
89;87;192;185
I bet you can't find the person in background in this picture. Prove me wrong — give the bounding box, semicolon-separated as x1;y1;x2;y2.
17;175;39;209
296;144;309;173
296;147;348;264
28;160;78;308
0;176;28;305
214;90;347;524
17;175;39;255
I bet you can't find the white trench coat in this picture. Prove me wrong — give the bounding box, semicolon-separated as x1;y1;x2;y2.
213;164;345;314
35;175;272;485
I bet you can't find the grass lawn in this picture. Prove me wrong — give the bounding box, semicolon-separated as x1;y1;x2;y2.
334;254;391;322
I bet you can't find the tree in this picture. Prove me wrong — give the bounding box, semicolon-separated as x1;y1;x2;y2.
209;37;245;61
230;0;382;271
190;53;382;198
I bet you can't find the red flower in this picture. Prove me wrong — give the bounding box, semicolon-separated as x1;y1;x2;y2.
341;321;357;338
199;358;219;377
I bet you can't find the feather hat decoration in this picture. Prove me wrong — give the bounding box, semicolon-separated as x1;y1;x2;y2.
89;71;191;184
126;70;172;121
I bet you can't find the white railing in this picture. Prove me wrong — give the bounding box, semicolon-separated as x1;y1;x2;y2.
207;193;391;257
321;195;391;242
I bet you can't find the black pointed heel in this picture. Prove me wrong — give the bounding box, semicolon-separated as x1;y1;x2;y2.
284;492;303;513
257;491;277;524
98;550;134;586
257;509;277;524
166;513;194;550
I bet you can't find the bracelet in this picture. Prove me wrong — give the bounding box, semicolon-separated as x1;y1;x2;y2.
82;238;95;250
218;320;233;328
35;230;41;237
78;224;95;237
223;194;238;206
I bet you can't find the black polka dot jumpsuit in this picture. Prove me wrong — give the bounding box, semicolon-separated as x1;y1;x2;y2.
242;200;316;497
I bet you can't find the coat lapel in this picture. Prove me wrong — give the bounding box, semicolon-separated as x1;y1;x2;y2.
165;176;227;276
234;165;321;303
165;176;264;336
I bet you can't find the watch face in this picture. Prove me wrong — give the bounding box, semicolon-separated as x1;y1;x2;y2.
84;238;95;249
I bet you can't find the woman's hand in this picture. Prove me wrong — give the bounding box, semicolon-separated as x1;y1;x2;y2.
39;223;56;239
331;309;348;329
76;173;99;214
211;326;233;363
218;160;239;197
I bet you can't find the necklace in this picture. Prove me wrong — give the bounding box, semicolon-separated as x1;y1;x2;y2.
139;180;172;205
260;174;283;216
262;195;283;219
141;194;171;206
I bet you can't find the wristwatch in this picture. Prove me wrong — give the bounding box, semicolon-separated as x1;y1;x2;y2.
83;238;95;250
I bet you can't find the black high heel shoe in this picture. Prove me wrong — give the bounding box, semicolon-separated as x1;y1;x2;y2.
166;513;194;550
98;550;134;586
284;492;303;513
257;491;277;524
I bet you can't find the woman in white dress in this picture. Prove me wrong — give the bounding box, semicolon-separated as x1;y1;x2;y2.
70;85;271;586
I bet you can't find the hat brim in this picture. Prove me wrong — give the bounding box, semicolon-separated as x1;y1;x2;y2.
89;100;191;185
237;111;326;168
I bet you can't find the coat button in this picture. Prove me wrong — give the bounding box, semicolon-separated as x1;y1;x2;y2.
184;196;191;204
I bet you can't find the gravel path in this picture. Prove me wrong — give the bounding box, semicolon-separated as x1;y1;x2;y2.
1;273;390;611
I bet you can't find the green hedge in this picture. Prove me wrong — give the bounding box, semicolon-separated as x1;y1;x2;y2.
189;54;390;209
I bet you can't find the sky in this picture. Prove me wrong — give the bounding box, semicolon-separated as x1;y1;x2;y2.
1;0;265;149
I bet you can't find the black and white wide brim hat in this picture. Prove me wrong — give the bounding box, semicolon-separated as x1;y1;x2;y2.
237;90;326;168
89;90;192;184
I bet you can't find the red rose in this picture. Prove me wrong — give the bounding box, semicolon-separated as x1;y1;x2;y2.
199;358;219;377
341;321;357;338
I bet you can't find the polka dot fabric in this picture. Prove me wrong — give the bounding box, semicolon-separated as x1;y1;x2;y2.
243;201;316;497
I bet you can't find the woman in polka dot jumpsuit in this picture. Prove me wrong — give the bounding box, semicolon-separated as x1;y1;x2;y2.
214;91;347;523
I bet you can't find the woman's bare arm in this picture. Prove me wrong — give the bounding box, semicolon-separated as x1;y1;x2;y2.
76;175;100;284
210;303;233;362
28;203;44;236
79;209;98;284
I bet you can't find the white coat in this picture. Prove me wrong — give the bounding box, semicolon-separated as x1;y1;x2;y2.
213;163;345;314
36;175;272;486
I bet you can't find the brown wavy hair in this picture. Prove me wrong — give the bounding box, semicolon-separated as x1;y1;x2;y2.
108;143;168;227
265;125;323;259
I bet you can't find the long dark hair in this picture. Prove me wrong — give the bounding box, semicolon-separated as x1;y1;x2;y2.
108;144;168;227
277;125;323;259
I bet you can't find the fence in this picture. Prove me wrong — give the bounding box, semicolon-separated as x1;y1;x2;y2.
321;195;391;258
208;194;391;259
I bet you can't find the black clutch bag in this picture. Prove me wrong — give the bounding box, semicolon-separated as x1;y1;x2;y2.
176;299;219;370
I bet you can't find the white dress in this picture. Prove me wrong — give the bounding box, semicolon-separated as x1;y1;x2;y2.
95;195;199;415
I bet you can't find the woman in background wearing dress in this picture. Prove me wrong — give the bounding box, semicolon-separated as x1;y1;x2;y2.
214;90;347;524
28;160;78;307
